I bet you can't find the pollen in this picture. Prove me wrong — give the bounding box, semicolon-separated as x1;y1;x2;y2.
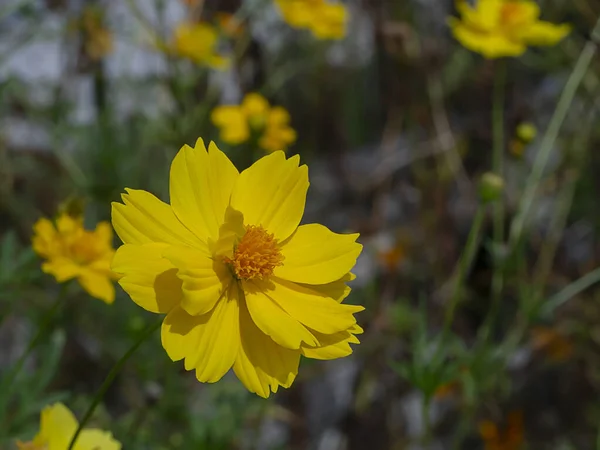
500;3;526;26
225;225;284;280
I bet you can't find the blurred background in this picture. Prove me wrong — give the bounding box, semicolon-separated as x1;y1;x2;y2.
1;0;600;448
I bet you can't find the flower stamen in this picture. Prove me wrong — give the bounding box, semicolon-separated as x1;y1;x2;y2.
225;225;284;280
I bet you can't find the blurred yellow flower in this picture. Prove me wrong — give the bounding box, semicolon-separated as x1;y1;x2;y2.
171;22;228;68
111;139;363;398
211;93;297;152
510;122;538;157
16;402;120;450
81;8;113;61
530;326;573;362
276;0;348;40
33;213;117;304
448;0;570;59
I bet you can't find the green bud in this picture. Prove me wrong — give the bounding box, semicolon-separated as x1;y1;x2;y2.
478;172;504;203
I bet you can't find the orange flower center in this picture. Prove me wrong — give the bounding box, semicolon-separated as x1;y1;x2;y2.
500;3;527;27
225;225;284;280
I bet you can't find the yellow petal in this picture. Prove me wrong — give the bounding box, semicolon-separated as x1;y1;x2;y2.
233;300;300;398
78;269;115;304
32;218;59;258
243;280;318;349
111;189;199;247
518;21;570;46
449;19;525;58
161;284;240;383
301;328;360;360
37;403;78;449
169;139;239;242
112;243;181;313
76;429;122;450
297;272;355;303
162;245;231;316
265;277;363;334
230;151;308;241
241;93;270;118
211;107;249;144
41;258;81;282
275;224;361;284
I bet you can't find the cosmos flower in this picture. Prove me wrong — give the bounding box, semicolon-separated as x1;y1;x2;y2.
448;0;570;59
111;139;363;397
16;403;120;450
276;0;348;40
211;93;297;153
32;213;116;304
171;22;228;68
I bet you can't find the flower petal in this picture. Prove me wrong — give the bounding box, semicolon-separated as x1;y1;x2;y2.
41;259;81;282
37;403;78;449
112;243;181;313
233;300;300;398
163;245;231;316
78;269;115;304
275;224;361;284
111;189;199;247
169;139;239;243
301;328;361;360
76;429;122;450
161;284;240;383
230;151;308;241
243;280;318;349
266;277;363;334
297;272;355;303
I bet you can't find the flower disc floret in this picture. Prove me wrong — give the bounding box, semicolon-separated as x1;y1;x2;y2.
225;225;284;280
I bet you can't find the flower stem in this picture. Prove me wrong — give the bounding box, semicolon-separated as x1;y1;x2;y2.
486;59;506;343
67;318;162;450
508;17;600;249
443;204;486;336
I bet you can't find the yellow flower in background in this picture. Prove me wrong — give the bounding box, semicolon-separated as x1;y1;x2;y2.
215;12;245;38
111;139;363;398
81;8;113;61
448;0;570;59
211;93;297;153
16;403;120;450
276;0;348;40
172;22;228;68
33;213;117;304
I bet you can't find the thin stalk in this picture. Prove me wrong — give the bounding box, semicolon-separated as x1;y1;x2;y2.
508;17;600;249
486;60;507;344
532;111;593;303
0;286;65;426
442;205;487;336
540;266;600;318
421;395;432;445
67;319;162;450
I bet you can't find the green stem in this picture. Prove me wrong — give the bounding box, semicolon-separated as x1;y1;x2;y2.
0;286;65;426
67;318;162;450
486;60;507;343
443;205;487;336
421;395;432;445
540;266;600;318
508;18;600;249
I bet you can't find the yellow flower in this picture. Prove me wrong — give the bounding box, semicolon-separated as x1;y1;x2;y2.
172;22;228;68
448;0;570;59
211;93;297;153
111;139;363;398
276;0;348;40
16;402;120;450
32;213;116;304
